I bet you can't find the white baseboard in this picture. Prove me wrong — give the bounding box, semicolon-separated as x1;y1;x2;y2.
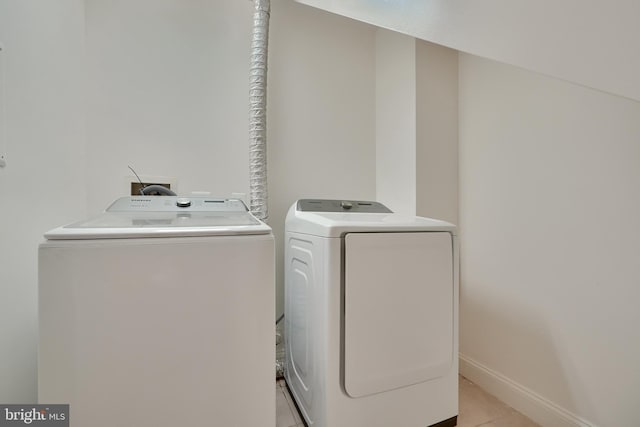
459;353;597;427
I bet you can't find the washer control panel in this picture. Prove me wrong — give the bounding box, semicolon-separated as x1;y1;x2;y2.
106;197;249;212
297;199;392;213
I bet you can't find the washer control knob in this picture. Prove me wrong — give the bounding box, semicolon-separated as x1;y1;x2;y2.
341;201;353;210
176;198;192;208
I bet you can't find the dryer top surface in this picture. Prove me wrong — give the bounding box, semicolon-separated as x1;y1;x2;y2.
286;199;456;238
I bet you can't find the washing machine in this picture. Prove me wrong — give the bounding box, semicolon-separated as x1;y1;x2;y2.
284;199;459;427
39;196;275;427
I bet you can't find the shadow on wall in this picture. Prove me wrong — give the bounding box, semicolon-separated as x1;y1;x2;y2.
459;286;596;425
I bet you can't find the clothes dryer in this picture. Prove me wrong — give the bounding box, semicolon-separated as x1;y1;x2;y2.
39;196;274;427
284;199;458;427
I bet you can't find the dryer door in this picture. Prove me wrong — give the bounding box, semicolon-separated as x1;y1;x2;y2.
343;232;454;398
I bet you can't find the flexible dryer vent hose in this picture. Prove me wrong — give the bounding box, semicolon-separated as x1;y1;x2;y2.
249;0;270;221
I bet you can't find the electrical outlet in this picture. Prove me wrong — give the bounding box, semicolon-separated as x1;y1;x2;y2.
126;175;177;196
131;181;172;195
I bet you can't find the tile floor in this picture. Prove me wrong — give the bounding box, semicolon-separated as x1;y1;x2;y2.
276;376;539;427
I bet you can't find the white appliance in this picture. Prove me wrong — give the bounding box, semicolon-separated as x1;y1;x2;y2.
284;199;459;427
39;196;275;427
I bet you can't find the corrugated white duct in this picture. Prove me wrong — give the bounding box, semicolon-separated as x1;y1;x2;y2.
249;0;270;221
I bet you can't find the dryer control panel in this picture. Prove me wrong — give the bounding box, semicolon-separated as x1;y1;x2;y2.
297;199;392;213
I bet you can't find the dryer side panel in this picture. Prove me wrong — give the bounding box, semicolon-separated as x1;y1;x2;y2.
284;233;319;425
343;232;454;398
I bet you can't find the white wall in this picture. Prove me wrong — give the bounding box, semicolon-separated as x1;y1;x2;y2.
459;53;640;427
374;35;458;222
268;0;376;317
0;0;87;403
294;0;640;102
375;29;415;215
0;0;377;402
84;0;254;214
415;40;458;225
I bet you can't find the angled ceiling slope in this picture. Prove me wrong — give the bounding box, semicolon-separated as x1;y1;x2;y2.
295;0;640;102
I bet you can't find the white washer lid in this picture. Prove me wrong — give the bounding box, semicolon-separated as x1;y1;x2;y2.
45;197;272;240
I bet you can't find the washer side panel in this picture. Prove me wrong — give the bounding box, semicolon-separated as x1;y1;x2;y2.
39;235;275;427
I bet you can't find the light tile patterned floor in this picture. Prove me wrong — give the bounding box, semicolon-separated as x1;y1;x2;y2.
276;376;539;427
457;376;539;427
